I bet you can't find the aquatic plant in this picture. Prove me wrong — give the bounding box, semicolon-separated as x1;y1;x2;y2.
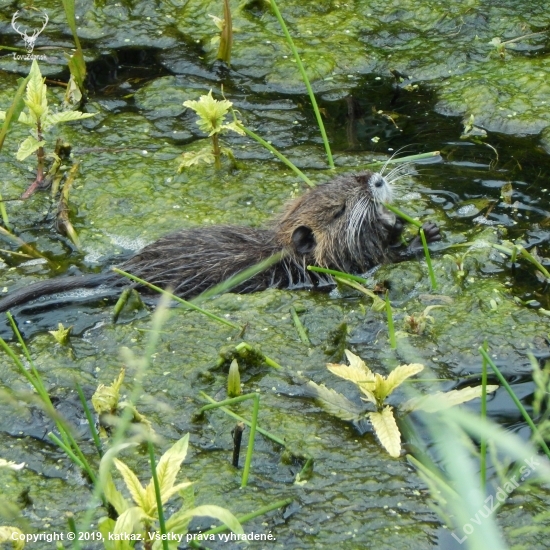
61;0;87;99
98;434;244;549
306;350;497;457
0;60;94;198
179;90;243;170
210;0;233;65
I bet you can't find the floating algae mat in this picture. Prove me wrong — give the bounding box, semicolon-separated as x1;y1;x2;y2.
1;1;550;548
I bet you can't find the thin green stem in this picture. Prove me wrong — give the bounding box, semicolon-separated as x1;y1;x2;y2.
386;292;396;349
383;203;422;228
479;347;550;460
268;0;334;168
199;391;286;447
480;342;488;491
241;394;259;488
148;441;169;550
290;306;310;345
75;383;103;459
235;121;314;187
307;265;367;283
199;393;260;487
420;228;437;290
364;151;441;169
112;268;241;330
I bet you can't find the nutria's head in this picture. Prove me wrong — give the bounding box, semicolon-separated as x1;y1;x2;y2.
276;171;400;272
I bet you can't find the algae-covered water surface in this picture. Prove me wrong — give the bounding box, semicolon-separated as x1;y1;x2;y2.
1;1;550;549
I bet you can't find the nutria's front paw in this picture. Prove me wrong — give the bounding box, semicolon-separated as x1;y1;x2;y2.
408;222;441;251
421;221;441;244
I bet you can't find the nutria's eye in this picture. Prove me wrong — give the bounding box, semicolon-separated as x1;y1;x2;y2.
333;205;346;219
374;179;384;188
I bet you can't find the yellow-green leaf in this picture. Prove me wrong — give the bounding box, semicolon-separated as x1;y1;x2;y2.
327;350;374;385
0;526;25;549
183;90;232;136
402;385;499;413
16;135;45;161
144;434;189;513
48;322;72;345
164;504;243;538
305;380;365;421
156;481;194;507
113;458;147;509
25;60;47;120
43;109;95;131
0;458;25;470
382;363;424;398
369;406;401;457
227;359;241;397
112;507;149;550
178;146;215;170
92;369;125;415
102;471;129;516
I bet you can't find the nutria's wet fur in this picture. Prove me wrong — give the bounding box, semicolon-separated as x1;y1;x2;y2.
0;171;439;312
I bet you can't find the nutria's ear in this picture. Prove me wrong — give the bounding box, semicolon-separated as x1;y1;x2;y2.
292;225;316;255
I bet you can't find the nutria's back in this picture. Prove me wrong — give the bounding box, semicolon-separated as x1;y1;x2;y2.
0;171;412;313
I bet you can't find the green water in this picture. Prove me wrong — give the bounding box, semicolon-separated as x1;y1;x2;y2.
1;1;550;548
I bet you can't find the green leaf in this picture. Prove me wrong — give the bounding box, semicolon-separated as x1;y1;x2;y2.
113;458;147;509
112;507;149;550
48;322;72;345
144;434;189;514
24;60;47;120
183;90;233;136
98;518;117;550
102;471;130;515
99;442;136;513
0;527;25;549
178;146;215;170
376;363;424;402
43;109;95;131
327;350;375;385
402;385;499;413
157;481;194;505
0;75;29;152
92;369;125;415
163;504;243;538
227;359;241;397
369;406;401;457
0;458;25;470
16;135;45;161
305;380;365;421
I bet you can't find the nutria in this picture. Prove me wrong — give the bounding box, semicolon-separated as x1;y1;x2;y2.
0;171;440;313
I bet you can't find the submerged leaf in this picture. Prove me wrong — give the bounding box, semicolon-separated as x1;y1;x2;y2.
402;385;499;413
369;406;401;457
305;380;365;421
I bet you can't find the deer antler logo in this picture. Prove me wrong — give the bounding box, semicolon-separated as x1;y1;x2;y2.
11;10;49;54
